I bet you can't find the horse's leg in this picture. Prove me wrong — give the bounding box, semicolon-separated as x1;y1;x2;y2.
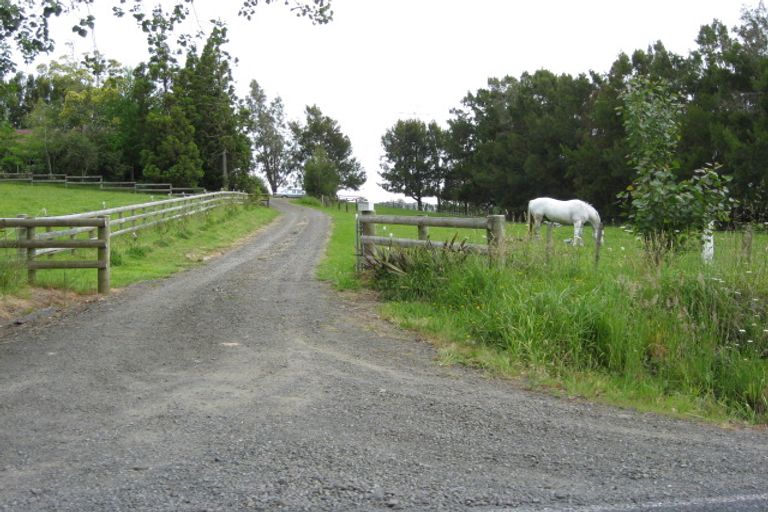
573;221;584;246
534;215;543;239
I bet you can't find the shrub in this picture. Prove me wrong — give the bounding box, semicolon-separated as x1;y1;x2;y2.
618;76;734;262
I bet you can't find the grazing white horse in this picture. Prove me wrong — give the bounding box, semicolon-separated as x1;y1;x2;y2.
527;197;602;246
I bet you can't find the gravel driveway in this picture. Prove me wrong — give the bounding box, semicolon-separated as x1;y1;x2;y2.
1;199;766;511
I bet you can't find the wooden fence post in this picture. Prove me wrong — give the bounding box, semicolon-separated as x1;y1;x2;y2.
418;215;429;241
97;216;110;294
360;207;376;261
15;214;26;262
25;217;36;285
487;214;506;266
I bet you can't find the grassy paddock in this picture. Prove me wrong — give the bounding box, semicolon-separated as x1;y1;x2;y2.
301;199;768;425
0;187;278;294
0;183;157;217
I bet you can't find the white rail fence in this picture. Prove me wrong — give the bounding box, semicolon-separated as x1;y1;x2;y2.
0;191;249;293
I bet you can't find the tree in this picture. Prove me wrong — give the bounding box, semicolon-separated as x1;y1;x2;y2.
176;24;251;191
425;121;448;207
380;119;442;211
246;80;292;194
681;4;768;220
303;146;338;197
140;105;204;187
445;71;596;214
0;1;333;77
290;105;364;193
0;122;34;171
619;76;734;262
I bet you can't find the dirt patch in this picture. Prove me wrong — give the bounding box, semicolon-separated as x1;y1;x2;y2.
0;288;95;325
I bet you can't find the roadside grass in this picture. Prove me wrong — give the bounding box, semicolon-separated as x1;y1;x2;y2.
374;227;768;424
300;199;768;425
1;188;278;295
296;197;360;289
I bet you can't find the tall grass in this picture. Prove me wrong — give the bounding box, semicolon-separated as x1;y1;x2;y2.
0;256;25;295
369;225;768;424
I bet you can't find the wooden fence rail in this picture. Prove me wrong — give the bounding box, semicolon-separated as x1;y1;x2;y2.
0;173;205;195
357;209;506;266
0;191;250;293
0;216;110;293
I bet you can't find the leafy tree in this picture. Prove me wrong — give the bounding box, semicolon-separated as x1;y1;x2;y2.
26;99;59;173
425;121;448;207
176;24;251;191
303;146;338;197
230;172;269;196
246;80;292;194
140;105;204;187
619;76;734;262
682;4;768;220
290;104;364;193
0;1;333;77
0;122;33;171
446;71;595;213
55;129;98;176
380;119;441;211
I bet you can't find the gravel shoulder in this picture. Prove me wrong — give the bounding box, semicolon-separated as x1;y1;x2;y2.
0;199;766;511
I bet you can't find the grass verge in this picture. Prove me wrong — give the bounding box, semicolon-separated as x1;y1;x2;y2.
303;199;768;425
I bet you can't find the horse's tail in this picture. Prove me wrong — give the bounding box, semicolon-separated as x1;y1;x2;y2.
588;204;603;242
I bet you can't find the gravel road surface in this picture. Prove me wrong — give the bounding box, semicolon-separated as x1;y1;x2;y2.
1;199;766;511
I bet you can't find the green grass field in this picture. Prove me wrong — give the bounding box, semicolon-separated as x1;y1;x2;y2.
302;198;768;425
0;183;158;217
0;184;278;295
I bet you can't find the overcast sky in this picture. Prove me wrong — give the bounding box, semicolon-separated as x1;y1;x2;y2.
32;0;749;201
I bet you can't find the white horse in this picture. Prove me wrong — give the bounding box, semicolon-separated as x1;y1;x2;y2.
527;197;602;246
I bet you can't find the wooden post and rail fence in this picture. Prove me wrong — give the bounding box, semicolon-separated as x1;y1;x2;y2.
0;191;250;294
357;208;604;268
357;208;506;266
0;172;205;195
0;216;111;293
